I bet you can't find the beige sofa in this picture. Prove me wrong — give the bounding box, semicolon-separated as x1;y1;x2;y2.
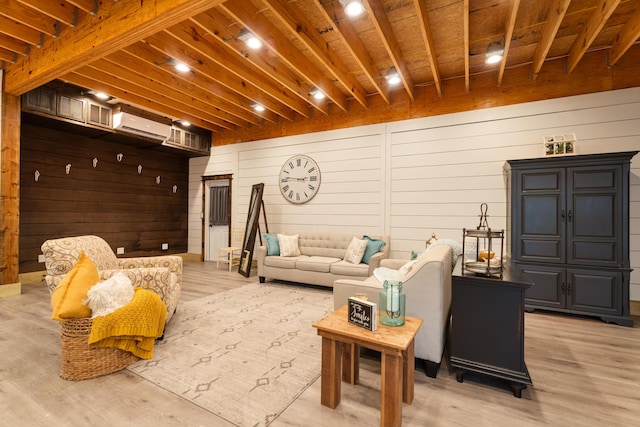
256;232;390;287
41;235;182;323
333;244;452;378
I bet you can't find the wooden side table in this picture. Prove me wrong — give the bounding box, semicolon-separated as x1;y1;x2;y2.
312;305;423;427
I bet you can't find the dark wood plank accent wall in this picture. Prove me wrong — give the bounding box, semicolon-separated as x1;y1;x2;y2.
19;122;189;273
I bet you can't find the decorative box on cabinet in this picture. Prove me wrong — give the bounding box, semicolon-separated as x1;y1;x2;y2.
505;151;637;327
451;258;533;398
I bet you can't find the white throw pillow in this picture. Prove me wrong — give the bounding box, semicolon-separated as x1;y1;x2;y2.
277;234;301;257
83;272;135;318
373;267;400;283
344;237;368;264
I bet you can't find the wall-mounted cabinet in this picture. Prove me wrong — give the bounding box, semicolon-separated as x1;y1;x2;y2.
88;102;111;127
22;86;112;129
24;87;57;115
505;151;637;327
164;127;210;156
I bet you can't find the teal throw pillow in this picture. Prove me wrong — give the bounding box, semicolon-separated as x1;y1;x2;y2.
264;233;280;256
361;236;386;264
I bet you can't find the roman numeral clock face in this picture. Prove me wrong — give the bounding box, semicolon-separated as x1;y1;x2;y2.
279;155;321;204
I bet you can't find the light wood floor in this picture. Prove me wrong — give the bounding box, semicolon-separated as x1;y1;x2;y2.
1;260;639;426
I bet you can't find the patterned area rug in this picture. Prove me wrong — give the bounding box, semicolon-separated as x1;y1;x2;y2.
128;282;334;426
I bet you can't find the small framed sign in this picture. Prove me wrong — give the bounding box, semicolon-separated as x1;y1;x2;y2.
348;297;377;331
543;134;576;156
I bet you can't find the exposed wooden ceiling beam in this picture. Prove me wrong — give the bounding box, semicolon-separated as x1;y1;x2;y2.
364;0;414;101
566;0;621;73
0;47;17;63
164;20;302;121
4;0;225;95
221;1;341;114
94;58;243;129
103;50;262;128
532;0;571;80
609;5;640;67
123;40;285;126
413;0;442;96
497;0;521;86
0;33;29;55
65;0;98;15
61;71;223;133
0;0;59;37
0;15;43;46
189;10;306;121
76;59;234;129
263;0;369;109
315;1;391;104
16;0;78;27
464;0;470;92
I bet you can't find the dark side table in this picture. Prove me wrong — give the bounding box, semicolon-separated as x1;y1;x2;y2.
451;257;533;398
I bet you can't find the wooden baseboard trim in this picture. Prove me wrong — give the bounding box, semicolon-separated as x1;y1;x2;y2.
0;282;21;298
181;252;202;262
19;270;46;285
631;300;640;317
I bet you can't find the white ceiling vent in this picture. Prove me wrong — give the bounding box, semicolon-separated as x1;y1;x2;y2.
112;111;171;140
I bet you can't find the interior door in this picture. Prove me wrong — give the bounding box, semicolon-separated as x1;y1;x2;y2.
205;179;231;261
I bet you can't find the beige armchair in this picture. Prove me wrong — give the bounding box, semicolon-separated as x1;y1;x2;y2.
333;244;452;378
41;235;182;323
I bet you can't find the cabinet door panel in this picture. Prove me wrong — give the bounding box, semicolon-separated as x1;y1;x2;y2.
519;264;565;309
567;166;621;266
568;269;621;315
452;280;524;372
515;169;565;262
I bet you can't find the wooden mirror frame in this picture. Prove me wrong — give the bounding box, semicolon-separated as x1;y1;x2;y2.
239;183;264;277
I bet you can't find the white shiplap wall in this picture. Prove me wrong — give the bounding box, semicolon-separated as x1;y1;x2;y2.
190;87;640;300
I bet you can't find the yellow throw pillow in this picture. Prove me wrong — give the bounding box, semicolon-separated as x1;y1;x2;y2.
51;251;99;320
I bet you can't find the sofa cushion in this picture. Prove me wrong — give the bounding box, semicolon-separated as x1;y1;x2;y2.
296;256;341;273
330;260;370;277
344;237;367;264
264;255;300;269
362;236;387;264
264;233;280;256
278;234;301;257
51;251;99;320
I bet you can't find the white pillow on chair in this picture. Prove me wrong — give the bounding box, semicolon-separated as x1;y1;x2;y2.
83;272;135;318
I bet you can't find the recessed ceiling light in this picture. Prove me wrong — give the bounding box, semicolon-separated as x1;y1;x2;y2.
485;41;504;64
238;31;263;50
340;0;365;17
174;62;191;73
385;68;401;85
253;104;266;112
181;120;191;127
94;92;110;100
311;89;326;100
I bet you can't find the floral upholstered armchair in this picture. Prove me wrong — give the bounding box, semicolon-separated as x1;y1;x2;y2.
41;235;182;323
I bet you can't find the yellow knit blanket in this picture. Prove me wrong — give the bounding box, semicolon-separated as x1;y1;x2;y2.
88;288;166;359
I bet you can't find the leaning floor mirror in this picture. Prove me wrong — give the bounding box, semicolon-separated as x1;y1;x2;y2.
238;183;264;277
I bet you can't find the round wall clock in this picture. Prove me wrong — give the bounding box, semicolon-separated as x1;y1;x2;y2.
279;155;321;204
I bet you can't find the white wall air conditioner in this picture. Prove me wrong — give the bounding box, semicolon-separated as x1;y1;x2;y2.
112;111;171;140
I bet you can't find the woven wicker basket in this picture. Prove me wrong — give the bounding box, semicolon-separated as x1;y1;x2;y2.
59;317;139;381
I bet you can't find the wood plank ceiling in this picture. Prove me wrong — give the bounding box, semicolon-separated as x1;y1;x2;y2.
1;0;640;144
